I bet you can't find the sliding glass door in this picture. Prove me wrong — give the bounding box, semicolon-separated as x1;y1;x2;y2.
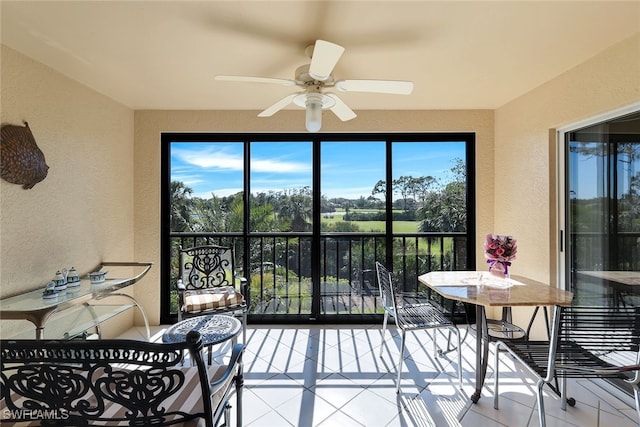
563;109;640;398
564;110;640;307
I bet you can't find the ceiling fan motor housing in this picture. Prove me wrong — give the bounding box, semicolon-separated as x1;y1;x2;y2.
295;64;334;86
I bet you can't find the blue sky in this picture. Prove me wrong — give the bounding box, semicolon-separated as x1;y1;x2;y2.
171;141;466;200
569;142;640;199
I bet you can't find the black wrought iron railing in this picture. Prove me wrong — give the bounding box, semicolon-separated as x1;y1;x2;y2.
569;231;640;307
166;232;470;322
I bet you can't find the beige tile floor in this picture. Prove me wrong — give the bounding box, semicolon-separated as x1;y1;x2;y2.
120;324;638;427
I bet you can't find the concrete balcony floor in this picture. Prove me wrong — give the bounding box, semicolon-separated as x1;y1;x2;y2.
118;324;638;427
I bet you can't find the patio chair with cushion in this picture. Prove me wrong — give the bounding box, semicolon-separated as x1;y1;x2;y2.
376;262;463;392
177;245;249;343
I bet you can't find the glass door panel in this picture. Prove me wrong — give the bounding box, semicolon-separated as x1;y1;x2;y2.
566;112;640;307
391;141;469;288
320;141;386;315
249;141;313;315
565;110;640;398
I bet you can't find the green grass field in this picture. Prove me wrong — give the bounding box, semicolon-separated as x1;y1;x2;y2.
321;209;419;233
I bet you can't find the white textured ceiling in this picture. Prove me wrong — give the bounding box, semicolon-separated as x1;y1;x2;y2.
1;1;639;111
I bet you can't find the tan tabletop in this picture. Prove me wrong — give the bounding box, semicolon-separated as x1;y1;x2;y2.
418;270;573;403
418;271;573;307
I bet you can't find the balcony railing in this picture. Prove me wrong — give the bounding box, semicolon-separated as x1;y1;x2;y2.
569;231;640;306
167;232;470;322
570;231;640;271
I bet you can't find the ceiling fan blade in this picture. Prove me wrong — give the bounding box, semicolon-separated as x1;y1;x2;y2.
258;93;298;117
308;40;345;81
215;75;296;86
326;94;357;122
335;79;414;95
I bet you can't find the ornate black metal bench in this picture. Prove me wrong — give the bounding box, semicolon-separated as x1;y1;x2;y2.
494;305;640;427
0;331;244;426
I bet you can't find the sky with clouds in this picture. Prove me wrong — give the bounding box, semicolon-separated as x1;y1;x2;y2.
171;140;466;200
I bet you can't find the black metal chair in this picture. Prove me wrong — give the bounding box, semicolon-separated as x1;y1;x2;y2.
177;245;249;343
494;305;640;427
0;331;245;427
376;262;462;392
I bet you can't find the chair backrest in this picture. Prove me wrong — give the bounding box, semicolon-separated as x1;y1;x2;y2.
376;262;397;313
180;245;236;291
539;305;640;385
560;306;640;354
0;331;215;426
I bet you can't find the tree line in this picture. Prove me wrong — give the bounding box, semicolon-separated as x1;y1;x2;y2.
171;158;468;233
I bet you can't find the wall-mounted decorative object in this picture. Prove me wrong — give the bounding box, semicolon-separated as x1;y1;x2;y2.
1;121;49;189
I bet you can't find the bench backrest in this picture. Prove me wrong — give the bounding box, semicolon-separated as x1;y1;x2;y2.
0;331;217;426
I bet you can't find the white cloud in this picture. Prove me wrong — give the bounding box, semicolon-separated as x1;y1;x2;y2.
173;146;309;173
173;147;243;170
251;159;309;173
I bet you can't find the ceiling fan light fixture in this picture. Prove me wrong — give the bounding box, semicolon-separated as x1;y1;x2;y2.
305;93;323;133
217;40;413;131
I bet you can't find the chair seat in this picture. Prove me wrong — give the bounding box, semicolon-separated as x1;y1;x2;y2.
501;339;631;380
184;286;244;313
395;302;454;330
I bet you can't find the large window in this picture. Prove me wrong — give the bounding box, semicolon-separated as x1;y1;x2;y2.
161;133;475;324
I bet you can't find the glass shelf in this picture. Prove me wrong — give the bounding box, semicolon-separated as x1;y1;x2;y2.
0;262;152;340
8;304;135;340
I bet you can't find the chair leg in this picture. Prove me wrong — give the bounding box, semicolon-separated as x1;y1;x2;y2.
634;385;640;425
396;329;406;393
432;329;437;356
380;311;389;357
241;311;247;344
236;368;244;427
536;379;547;427
223;402;231;427
560;375;567;411
453;326;462;388
493;341;502;410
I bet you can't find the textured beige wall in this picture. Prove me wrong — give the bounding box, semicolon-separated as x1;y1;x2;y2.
133;109;495;324
494;33;640;333
0;45;136;338
4;33;637;334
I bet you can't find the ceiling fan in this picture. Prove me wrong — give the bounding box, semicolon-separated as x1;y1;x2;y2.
215;40;414;132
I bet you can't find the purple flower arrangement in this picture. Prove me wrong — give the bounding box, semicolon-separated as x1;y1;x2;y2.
484;234;517;277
